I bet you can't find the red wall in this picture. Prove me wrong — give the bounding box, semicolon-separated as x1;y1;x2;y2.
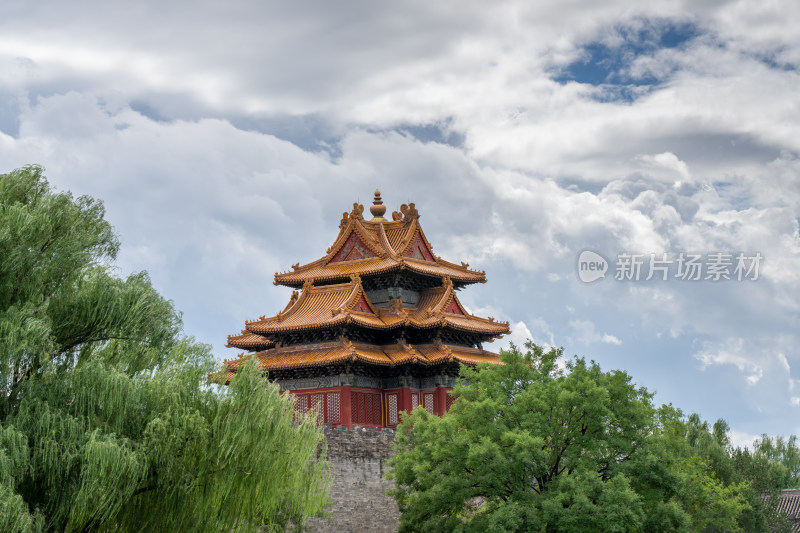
286;386;453;429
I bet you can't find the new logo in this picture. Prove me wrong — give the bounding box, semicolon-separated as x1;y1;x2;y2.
577;250;608;283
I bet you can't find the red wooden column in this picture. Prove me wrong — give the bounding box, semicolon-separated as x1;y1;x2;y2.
397;375;414;422
339;385;353;429
398;387;413;416
434;386;449;416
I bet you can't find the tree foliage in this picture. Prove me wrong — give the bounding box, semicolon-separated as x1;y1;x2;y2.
390;341;796;533
0;166;329;532
751;434;800;488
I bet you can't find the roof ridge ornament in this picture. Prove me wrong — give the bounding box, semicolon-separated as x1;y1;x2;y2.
444;344;454;363
392;202;419;223
339;202;365;228
369;189;387;221
341;337;357;361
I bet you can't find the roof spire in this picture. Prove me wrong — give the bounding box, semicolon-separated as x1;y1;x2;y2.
369;189;387;221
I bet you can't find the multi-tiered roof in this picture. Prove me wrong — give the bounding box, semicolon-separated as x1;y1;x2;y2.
271;202;486;288
222;191;508;427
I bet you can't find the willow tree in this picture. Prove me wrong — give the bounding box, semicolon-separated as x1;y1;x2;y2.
0;166;329;532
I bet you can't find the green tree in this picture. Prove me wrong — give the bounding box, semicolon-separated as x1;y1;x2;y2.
390;342;654;532
0;166;329;532
751;434;800;488
389;341;780;533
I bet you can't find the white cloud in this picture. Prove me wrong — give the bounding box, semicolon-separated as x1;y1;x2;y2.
694;338;764;385
502;321;535;351
569;320;622;346
693;337;800;396
638;152;691;182
779;353;791;373
728;429;760;450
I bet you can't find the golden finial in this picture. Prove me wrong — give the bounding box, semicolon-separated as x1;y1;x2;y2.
369;189;387;221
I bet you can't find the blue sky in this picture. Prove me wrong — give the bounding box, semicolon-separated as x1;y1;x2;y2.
1;0;798;446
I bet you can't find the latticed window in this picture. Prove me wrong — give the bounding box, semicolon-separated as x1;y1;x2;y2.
293;394;309;422
411;394;419;410
327;392;340;424
356;391;365;422
423;393;434;414
292;392;341;425
387;393;398;426
365;392;374;422
351;391;382;425
446;392;456;412
310;394;324;425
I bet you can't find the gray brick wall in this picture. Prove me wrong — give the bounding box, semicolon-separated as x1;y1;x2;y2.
306;425;400;533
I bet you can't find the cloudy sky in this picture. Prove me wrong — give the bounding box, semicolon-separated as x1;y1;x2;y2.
1;0;798;444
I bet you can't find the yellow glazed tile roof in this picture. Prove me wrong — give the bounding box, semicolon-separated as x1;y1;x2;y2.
225;331;275;351
241;277;510;336
222;339;502;374
219;194;512;379
274;203;486;286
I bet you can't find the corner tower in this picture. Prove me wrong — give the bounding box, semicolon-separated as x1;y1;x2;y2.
222;191;509;428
